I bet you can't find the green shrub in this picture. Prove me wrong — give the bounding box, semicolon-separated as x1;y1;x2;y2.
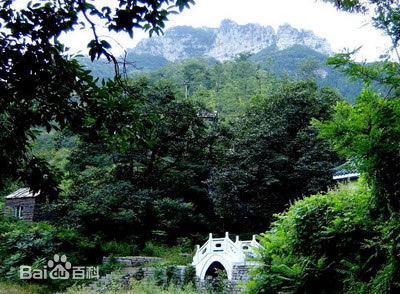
248;182;398;294
0;281;51;294
141;241;193;265
101;241;138;257
0;215;96;290
99;256;122;277
182;266;196;287
154;265;181;289
166;266;180;286
153;266;167;287
64;278;198;294
208;269;228;294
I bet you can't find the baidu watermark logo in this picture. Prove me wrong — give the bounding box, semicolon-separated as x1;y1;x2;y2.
20;254;99;280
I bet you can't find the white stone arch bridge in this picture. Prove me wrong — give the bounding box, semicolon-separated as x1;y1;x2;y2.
192;232;262;280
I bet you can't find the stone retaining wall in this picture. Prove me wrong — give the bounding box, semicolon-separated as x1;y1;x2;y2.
102;256;162;267
231;264;252;281
98;256;253;293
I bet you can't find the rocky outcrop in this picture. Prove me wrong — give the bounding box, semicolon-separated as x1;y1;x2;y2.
132;19;332;61
133;26;217;61
276;24;331;55
207;19;276;60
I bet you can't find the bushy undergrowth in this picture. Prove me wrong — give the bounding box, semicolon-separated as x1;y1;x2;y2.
248;182;400;294
0;211;194;291
0;281;51;294
64;279;198;294
0;215;97;290
141;241;194;265
101;241;139;257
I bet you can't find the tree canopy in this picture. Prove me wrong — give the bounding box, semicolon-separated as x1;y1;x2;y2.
317;0;400;217
209;80;341;233
249;2;400;293
0;0;193;192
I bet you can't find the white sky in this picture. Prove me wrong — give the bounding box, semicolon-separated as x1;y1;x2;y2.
59;0;392;61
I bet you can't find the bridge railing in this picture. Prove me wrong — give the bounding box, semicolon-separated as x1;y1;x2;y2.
192;232;261;265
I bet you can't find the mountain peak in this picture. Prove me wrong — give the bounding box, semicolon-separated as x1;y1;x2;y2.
276;23;332;55
220;19;237;27
132;20;332;61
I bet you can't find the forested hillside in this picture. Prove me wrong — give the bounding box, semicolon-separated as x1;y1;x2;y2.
79;44;363;103
76;20;364;103
0;55;343;290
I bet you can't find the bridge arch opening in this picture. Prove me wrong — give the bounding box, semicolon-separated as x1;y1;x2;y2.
204;261;227;279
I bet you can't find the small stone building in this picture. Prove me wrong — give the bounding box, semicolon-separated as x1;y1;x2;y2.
4;188;42;221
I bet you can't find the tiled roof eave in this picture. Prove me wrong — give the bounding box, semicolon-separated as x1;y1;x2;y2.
4;188;40;199
333;173;360;180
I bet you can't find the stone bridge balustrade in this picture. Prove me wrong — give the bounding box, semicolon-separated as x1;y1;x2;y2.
192;232;262;281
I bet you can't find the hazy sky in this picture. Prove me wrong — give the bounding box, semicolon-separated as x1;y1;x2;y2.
60;0;391;61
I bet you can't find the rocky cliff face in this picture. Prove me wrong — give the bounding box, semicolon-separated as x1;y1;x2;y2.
133;25;217;61
132;19;332;61
276;24;331;55
207;19;276;60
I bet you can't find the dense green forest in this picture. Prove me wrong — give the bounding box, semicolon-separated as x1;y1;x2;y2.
0;52;343;292
79;44;364;103
2;0;400;293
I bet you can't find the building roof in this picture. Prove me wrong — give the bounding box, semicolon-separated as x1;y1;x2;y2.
198;111;218;120
332;163;360;180
5;188;40;199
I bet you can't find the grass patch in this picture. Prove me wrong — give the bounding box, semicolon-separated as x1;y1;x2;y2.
0;282;51;294
101;241;139;257
141;242;194;265
63;279;198;294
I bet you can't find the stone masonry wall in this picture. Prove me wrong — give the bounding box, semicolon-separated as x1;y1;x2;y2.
102;256;162;267
99;256;253;293
4;198;40;221
231;264;252;281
